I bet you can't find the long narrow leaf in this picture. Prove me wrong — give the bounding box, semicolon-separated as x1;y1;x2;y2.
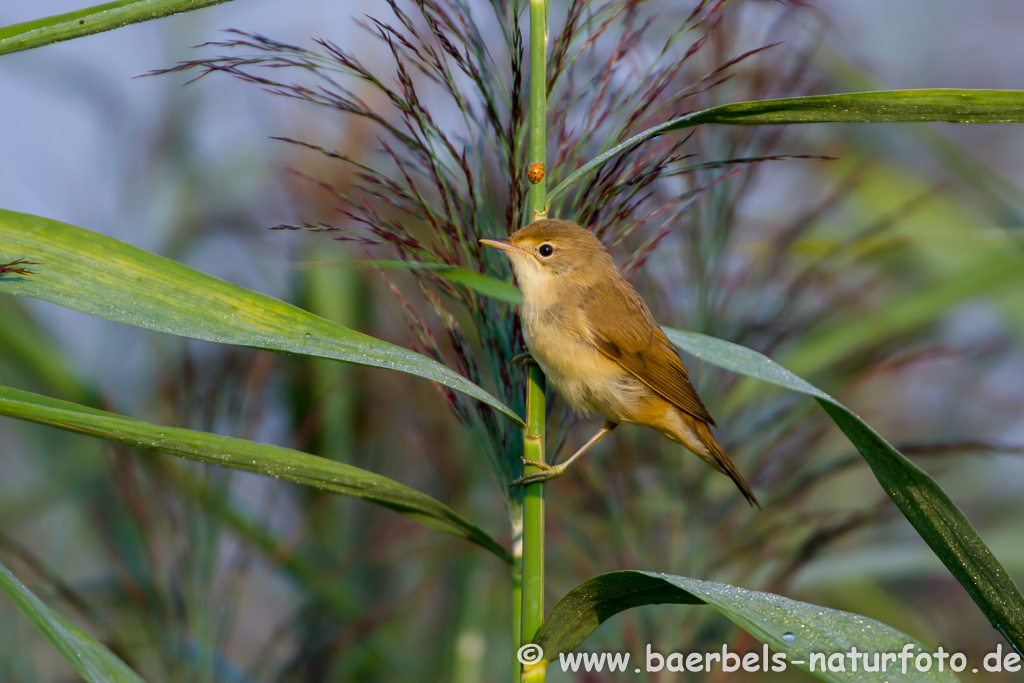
665;328;1024;651
0;0;233;56
532;570;954;682
0;558;146;683
0;209;522;426
306;259;524;305
0;384;512;564
548;89;1024;206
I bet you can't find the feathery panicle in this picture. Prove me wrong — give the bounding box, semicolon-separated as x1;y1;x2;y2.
152;1;828;499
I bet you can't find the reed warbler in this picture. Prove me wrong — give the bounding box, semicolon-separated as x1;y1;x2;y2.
481;219;757;506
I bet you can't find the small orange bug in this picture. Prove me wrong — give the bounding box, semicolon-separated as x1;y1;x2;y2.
527;162;545;184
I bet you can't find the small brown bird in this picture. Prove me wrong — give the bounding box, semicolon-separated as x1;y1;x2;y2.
481;219;757;506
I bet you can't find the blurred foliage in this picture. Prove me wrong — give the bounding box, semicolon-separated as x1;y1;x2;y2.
1;0;1023;681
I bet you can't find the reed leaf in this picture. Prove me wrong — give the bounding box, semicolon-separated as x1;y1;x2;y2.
665;329;1024;652
531;570;956;682
0;0;234;56
0;558;146;683
0;384;512;564
548;89;1024;207
0;209;522;426
323;259;523;306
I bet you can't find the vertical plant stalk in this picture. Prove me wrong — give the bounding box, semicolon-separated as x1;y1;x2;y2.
520;365;546;681
527;0;548;223
520;1;548;682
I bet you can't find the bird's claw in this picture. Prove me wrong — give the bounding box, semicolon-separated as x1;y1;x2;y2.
520;458;551;471
511;471;557;487
510;460;563;487
510;352;536;368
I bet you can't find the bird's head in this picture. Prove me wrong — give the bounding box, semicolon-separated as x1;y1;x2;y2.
480;219;616;297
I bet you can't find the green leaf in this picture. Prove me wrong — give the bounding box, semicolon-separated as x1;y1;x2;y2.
664;328;1024;652
548;89;1024;207
0;209;522;426
0;384;512;564
319;259;523;305
532;570;955;682
0;0;233;56
0;557;146;683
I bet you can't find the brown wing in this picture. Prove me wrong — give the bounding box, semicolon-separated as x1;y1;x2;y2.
580;281;716;426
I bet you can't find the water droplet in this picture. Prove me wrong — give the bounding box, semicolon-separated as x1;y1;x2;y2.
303;333;312;339
782;632;796;643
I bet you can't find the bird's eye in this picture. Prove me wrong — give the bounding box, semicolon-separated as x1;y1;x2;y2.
538;243;554;257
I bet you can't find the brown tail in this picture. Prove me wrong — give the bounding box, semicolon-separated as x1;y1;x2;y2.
686;416;760;508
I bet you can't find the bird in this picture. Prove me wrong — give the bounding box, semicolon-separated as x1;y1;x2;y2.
480;218;758;506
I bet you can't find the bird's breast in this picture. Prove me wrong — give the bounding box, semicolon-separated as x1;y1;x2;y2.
521;298;644;420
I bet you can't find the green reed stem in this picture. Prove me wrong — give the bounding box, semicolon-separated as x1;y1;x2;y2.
519;2;548;682
520;365;546;681
527;0;548;221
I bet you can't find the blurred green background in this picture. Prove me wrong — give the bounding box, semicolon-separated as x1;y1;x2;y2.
1;1;1023;681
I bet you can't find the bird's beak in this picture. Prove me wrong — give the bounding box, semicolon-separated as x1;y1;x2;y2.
479;238;527;256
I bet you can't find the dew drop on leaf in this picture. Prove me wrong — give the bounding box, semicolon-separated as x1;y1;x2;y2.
782;632;796;643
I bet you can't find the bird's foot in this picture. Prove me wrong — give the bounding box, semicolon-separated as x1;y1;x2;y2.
510;352;536;368
511;460;565;487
